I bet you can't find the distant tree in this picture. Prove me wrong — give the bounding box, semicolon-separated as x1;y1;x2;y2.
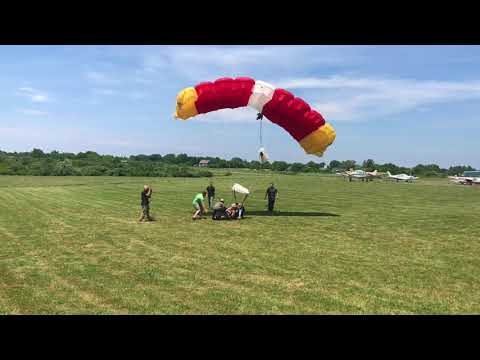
271;161;289;172
447;165;476;176
85;151;100;160
214;159;229;168
148;154;162;162
229;157;246;168
49;150;60;159
379;163;402;174
163;154;176;163
53;159;76;176
107;168;129;176
249;160;262;170
413;164;442;176
289;163;305;173
31;148;45;158
0;162;10;174
362;159;376;171
261;161;272;170
328;160;341;170
134;155;150;162
341;160;357;170
175;153;189;164
80;165;108;176
304;161;320;173
1;147;468;178
39;160;54;176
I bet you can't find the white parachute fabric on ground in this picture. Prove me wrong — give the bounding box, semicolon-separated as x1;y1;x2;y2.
232;183;250;195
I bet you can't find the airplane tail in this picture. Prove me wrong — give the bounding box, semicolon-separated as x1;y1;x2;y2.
387;171;392;177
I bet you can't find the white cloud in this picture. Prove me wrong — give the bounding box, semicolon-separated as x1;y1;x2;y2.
139;46;355;82
92;88;117;96
0;125;142;153
17;87;50;103
85;71;107;82
191;107;259;124
32;94;48;102
275;76;480;122
128;91;148;100
85;71;121;85
19;109;49;116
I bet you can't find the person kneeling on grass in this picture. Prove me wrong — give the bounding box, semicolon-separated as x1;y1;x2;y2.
226;203;242;220
212;199;228;220
192;191;208;220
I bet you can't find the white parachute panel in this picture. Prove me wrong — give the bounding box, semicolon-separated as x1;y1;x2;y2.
247;80;276;113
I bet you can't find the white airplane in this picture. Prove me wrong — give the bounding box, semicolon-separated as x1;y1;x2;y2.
449;176;473;185
386;171;418;182
341;169;385;181
449;175;480;185
341;169;368;181
366;170;386;179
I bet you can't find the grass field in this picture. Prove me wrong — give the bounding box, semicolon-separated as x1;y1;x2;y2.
0;172;479;314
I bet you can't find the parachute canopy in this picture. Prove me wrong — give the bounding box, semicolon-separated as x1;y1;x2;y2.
174;77;336;157
232;183;250;195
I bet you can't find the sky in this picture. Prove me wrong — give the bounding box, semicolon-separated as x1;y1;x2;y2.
0;45;479;168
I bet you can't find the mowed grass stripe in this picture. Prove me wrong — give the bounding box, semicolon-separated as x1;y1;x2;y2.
0;175;479;313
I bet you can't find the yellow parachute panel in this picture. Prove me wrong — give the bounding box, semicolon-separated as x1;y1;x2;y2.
175;87;199;120
299;124;336;156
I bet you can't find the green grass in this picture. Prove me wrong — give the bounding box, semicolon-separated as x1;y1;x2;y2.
0;173;479;314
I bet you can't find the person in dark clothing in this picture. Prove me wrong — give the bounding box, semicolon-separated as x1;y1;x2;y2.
206;182;215;209
265;183;278;213
139;185;153;222
212;199;228;220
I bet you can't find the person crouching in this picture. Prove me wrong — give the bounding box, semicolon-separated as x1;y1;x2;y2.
192;191;208;220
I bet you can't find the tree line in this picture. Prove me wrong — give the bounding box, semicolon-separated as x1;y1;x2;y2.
0;149;475;177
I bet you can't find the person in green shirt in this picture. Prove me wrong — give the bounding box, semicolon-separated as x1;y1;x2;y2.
192;191;208;220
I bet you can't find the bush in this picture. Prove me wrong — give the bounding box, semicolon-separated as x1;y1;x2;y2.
224;171;232;176
0;163;10;174
197;170;213;178
168;166;194;177
80;165;108;176
107;168;129;176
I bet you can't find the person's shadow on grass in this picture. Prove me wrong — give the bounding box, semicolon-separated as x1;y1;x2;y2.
246;211;340;217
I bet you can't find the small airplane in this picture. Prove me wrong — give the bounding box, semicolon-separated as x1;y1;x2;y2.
366;170;385;179
386;171;418;182
448;175;480;185
341;169;385;182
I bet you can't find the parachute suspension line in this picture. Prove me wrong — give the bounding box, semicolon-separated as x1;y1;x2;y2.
257;112;264;148
259;115;263;148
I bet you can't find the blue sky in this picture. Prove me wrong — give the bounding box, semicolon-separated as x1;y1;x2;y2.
0;45;479;168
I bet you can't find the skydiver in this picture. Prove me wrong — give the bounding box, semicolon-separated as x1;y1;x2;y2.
265;183;278;213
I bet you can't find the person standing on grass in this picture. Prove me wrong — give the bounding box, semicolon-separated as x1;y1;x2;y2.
206;182;215;209
192;191;208;220
265;183;278;213
139;185;153;222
